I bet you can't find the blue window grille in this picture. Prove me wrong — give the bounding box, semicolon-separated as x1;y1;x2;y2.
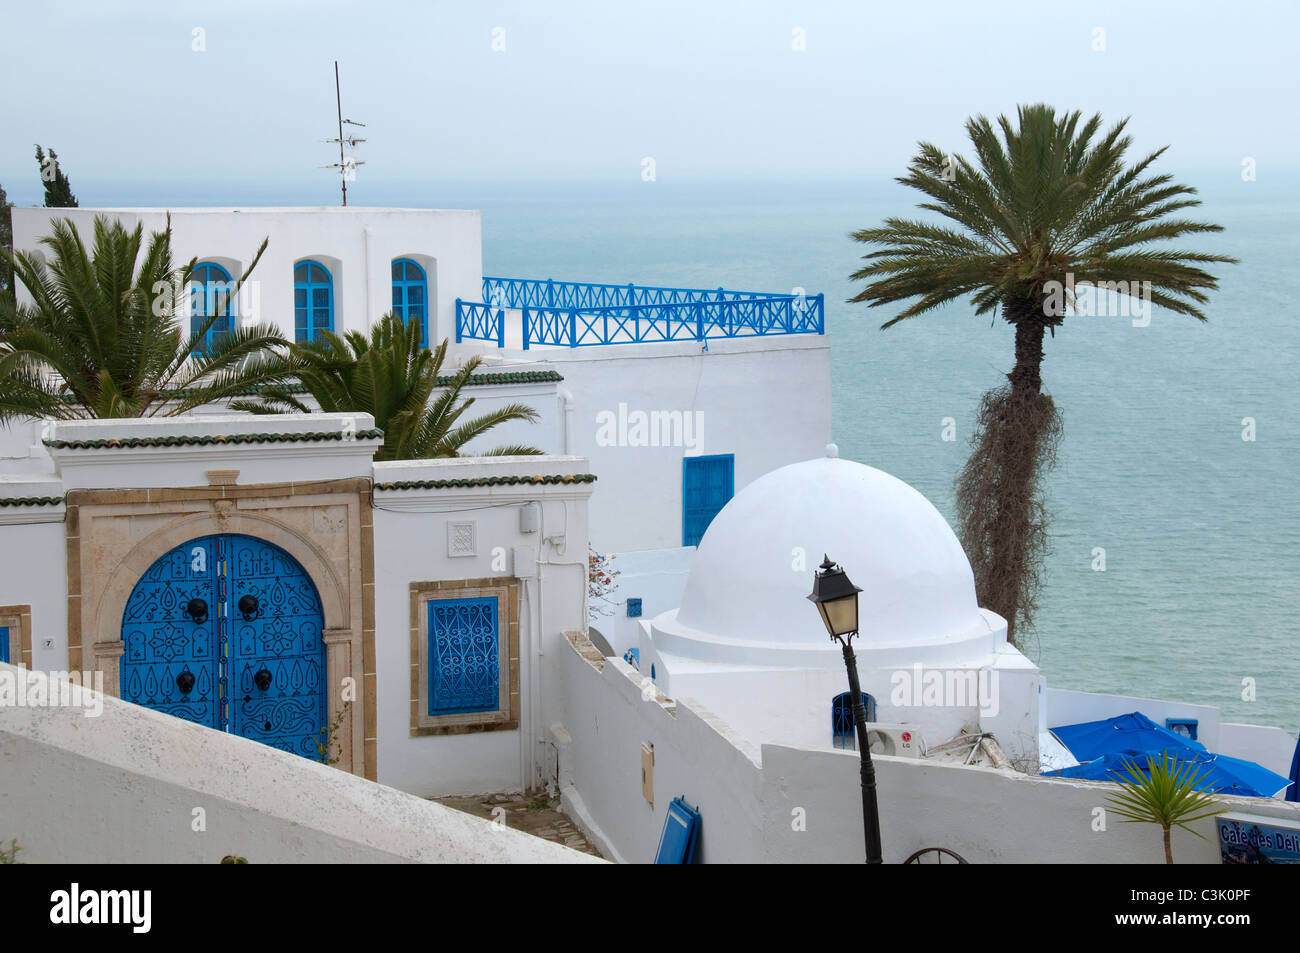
682;454;734;547
0;625;9;664
391;259;428;348
189;261;235;355
294;260;334;343
832;692;877;749
626;597;642;618
428;596;500;715
623;647;640;669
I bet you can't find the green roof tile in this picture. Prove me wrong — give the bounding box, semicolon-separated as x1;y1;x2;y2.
373;473;597;491
44;429;384;450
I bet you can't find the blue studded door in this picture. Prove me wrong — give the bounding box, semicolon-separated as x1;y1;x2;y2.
121;535;327;760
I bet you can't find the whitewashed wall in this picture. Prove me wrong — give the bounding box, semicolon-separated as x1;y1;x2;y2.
0;503;66;672
559;635;1300;864
11;207;483;345
0;663;598;863
372;456;593;798
485;338;831;554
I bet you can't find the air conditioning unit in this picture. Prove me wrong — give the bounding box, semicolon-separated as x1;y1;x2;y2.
865;723;925;759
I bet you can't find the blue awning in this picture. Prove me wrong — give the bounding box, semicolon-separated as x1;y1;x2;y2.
1045;712;1289;798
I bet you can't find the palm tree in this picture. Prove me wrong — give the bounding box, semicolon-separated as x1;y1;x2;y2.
0;214;290;421
234;312;541;461
848;104;1235;645
1105;752;1225;864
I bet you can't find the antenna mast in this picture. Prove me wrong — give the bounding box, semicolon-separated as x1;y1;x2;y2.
323;60;366;206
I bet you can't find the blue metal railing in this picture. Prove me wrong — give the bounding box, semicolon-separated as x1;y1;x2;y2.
457;277;824;349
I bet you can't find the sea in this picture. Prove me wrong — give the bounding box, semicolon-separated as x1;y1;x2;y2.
52;170;1300;734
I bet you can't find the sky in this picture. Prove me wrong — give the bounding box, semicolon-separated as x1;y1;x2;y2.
2;0;1298;204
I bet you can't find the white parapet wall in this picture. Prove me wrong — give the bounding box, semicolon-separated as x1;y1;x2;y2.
0;663;600;863
558;632;1300;863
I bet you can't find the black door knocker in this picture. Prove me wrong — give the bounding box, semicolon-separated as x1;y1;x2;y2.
253;668;272;692
185;598;208;624
176;670;196;695
238;594;260;622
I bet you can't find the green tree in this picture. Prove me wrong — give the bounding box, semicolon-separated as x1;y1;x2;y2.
34;145;78;208
0;183;13;306
234;312;541;461
0;214;290;421
1105;752;1225;864
848;104;1235;645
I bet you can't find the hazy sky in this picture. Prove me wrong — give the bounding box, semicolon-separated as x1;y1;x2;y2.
2;0;1297;204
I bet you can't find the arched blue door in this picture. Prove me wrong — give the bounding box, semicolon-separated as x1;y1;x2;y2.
121;534;327;759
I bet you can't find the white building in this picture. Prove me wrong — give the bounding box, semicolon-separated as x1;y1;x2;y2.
1;204;1296;864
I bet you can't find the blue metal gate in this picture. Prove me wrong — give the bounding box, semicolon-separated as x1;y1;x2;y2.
121;534;327;759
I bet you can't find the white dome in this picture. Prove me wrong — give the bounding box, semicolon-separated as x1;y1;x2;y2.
672;455;988;653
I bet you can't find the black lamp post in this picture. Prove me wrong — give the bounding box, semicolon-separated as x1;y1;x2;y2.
808;555;883;865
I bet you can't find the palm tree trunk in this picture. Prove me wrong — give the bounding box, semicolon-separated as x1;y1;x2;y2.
984;298;1048;645
1163;825;1173;864
1009;307;1046;396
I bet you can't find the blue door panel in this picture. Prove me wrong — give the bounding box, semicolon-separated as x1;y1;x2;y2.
682;454;734;547
228;536;326;758
121;534;327;760
121;536;221;729
0;625;9;664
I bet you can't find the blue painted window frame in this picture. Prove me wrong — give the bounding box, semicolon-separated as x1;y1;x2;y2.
189;261;235;356
832;692;877;749
0;624;9;664
681;453;734;547
391;258;429;348
294;260;334;343
427;595;500;715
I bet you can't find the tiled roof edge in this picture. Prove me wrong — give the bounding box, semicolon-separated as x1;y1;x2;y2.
44;429;384;450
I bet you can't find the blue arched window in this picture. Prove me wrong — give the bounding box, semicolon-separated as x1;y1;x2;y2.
189;262;235;355
294;260;334;342
391;258;428;347
832;692;876;749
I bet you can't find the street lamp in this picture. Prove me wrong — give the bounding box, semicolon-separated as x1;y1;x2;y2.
808;555;883;864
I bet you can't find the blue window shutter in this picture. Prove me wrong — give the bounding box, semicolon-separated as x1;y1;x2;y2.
189;262;235;357
391;258;429;348
0;625;9;664
294;260;334;341
428;596;500;714
682;454;734;547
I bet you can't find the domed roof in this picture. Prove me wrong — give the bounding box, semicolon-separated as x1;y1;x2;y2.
672;448;987;651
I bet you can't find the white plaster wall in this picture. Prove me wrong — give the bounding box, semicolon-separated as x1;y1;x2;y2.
0;664;599;863
372;456;591;798
11;207;483;346
491;338;830;554
1047;687;1224;750
0;519;66;671
0;419;54;476
557;645;766;864
559;637;1300;864
593;547;694;658
1215;723;1295;779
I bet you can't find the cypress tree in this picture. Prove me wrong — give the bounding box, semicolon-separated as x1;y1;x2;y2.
34;145;78;208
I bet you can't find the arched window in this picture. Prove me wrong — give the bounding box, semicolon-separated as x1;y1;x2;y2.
294;260;334;342
391;258;428;347
189;262;235;355
831;691;876;749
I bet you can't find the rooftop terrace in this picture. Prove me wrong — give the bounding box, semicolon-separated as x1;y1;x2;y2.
456;277;824;350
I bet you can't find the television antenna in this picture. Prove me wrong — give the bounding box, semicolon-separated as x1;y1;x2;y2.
323;61;366;206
